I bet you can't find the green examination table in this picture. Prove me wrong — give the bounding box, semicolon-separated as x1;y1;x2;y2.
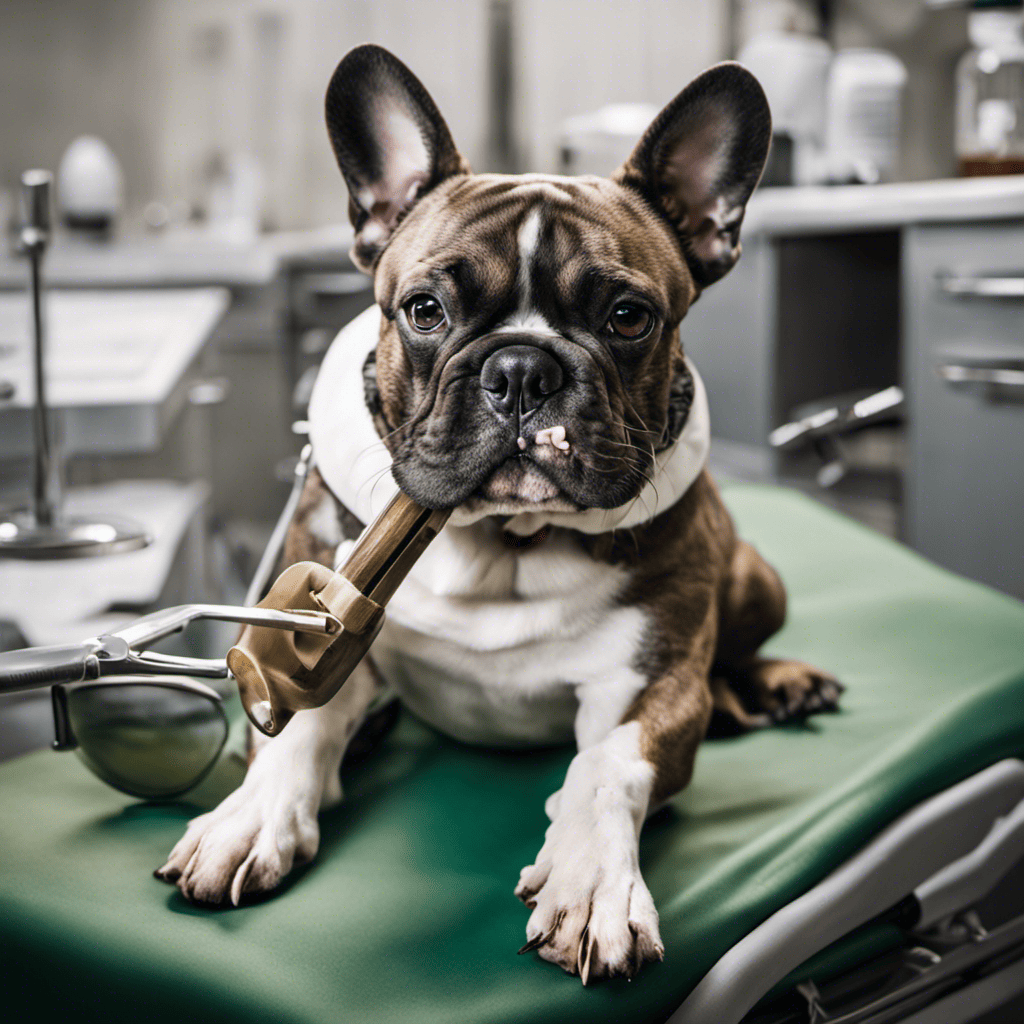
3;483;1024;1024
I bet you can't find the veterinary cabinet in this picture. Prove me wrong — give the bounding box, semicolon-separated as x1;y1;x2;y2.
684;177;1024;598
904;221;1024;597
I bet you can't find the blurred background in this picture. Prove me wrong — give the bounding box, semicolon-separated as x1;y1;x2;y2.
0;0;997;221
0;0;1022;754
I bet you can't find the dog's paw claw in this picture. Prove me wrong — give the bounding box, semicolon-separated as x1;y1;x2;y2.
578;928;597;985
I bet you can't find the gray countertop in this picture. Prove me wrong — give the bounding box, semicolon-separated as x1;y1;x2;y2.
0;223;357;291
745;176;1024;236
0;288;229;456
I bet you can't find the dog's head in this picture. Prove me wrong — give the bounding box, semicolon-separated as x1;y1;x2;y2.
325;45;769;514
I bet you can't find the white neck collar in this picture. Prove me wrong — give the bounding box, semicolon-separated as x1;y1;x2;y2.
308;305;710;535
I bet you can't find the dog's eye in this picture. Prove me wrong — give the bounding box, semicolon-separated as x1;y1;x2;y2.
406;295;446;333
606;304;653;340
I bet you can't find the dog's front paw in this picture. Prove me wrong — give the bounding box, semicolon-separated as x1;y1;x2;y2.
515;814;663;982
155;779;320;906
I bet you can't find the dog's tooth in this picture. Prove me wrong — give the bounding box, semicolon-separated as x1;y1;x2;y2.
361;220;386;244
534;425;570;451
517;436;527;451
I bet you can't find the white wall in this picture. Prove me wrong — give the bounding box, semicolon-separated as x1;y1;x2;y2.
0;1;156;213
0;0;730;230
513;0;729;173
144;0;492;230
0;0;968;232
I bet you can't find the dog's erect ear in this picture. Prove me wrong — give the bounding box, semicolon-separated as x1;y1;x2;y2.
325;44;469;271
615;62;771;287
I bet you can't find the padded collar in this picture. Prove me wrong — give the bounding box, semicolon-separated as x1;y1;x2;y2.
308;305;710;534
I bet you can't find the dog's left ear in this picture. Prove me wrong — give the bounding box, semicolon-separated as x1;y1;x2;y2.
615;62;771;287
325;44;469;271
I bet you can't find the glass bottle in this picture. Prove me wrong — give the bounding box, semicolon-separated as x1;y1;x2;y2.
956;2;1024;176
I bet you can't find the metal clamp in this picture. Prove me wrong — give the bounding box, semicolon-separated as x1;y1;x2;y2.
0;603;339;694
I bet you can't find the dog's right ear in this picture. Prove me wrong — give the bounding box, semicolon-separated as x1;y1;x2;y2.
326;44;469;271
615;63;771;288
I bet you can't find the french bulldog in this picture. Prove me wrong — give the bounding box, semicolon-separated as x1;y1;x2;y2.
157;44;841;984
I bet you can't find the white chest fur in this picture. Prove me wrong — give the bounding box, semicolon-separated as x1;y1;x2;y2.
347;522;650;749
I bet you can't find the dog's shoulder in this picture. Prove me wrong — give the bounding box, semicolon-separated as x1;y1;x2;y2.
578;470;738;676
282;467;364;570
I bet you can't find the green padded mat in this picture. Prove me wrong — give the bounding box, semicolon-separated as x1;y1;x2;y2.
3;483;1024;1024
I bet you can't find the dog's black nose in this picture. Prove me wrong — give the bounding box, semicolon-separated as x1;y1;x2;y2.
480;346;564;418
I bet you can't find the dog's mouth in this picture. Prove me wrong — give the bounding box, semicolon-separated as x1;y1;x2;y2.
459;456;580;517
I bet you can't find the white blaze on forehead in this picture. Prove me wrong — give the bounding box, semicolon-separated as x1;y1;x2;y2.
495;205;559;336
517;207;543;306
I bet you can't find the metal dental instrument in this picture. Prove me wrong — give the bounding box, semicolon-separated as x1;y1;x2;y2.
0;604;340;693
0;170;151;558
231;473;451;736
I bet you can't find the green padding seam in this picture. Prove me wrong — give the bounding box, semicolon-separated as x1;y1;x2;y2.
2;483;1023;1024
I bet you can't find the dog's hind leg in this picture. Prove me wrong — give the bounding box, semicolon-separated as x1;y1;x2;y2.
155;657;386;906
711;540;842;730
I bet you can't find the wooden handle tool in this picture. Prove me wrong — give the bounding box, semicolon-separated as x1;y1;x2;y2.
229;491;450;736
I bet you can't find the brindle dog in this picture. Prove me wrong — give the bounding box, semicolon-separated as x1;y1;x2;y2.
158;44;840;984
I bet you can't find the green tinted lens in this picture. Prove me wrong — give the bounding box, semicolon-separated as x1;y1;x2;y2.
66;683;228;799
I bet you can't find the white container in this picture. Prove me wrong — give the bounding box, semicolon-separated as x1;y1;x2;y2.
559;104;659;177
738;32;833;185
738;32;832;140
56;136;124;229
825;49;908;183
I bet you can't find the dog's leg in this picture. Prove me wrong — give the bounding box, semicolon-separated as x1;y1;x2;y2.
515;611;716;982
713;540;842;728
155;659;385;905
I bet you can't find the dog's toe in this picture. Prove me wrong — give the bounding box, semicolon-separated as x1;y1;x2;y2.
157;792;320;907
155;810;213;885
519;837;663;984
514;858;551;906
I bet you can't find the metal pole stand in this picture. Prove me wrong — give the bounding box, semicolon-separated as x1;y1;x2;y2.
0;170;152;559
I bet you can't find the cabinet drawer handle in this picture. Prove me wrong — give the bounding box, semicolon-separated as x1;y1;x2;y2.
937;362;1024;389
936;272;1024;299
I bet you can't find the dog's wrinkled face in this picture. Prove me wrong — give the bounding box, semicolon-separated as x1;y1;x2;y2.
371;175;694;512
325;46;770;513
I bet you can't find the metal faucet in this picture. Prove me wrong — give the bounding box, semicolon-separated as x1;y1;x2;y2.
0;170;151;558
